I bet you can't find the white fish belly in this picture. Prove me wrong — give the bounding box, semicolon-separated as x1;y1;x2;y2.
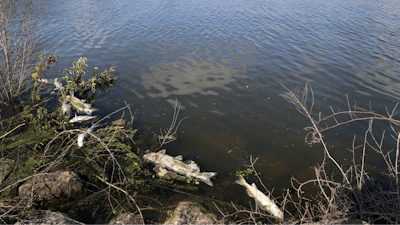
77;133;86;147
245;183;283;219
155;154;194;176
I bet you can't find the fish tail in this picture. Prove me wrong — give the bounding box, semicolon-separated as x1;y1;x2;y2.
199;177;213;187
197;172;217;186
235;175;246;186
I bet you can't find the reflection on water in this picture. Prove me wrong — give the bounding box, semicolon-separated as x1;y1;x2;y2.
35;0;400;203
142;57;238;97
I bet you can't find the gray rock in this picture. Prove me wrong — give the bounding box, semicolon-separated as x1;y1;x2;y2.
164;201;216;225
15;211;82;225
306;217;369;224
109;212;143;224
19;171;83;200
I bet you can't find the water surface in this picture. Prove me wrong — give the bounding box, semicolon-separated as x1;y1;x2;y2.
36;0;400;202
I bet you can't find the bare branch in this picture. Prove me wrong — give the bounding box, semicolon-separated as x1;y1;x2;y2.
159;98;188;147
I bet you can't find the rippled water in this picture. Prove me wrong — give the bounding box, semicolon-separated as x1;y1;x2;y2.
36;0;400;201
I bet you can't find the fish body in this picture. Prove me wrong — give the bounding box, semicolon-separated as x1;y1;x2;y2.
154;165;186;181
66;95;92;109
143;149;217;186
69;114;97;123
77;123;97;147
236;175;283;219
65;94;86;103
82;102;91;109
53;78;62;89
69;100;85;112
77;132;86;147
37;78;52;84
81;107;98;115
61;100;72;118
65;95;94;114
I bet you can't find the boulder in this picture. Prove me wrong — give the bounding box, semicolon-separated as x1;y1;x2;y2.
19;171;83;200
164;201;216;224
109;212;143;224
15;211;82;225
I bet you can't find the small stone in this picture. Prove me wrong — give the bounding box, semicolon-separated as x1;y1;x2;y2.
305;217;370;224
15;211;81;225
109;212;143;224
19;171;83;200
164;201;217;224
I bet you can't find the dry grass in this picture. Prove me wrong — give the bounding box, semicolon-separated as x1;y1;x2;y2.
279;82;400;223
0;0;45;103
159;98;188;147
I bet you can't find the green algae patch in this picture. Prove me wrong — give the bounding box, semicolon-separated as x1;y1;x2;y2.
3;130;52;150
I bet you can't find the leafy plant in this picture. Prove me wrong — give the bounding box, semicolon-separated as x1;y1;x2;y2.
167;210;174;218
60;57;116;99
31;54;59;101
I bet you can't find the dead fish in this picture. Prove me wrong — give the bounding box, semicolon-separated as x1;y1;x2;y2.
61;100;72;118
66;95;91;109
37;78;52;84
77;132;86;148
70;102;86;113
143;149;217;186
65;94;86;103
154;165;186;181
53;78;62;89
236;175;284;219
66;96;94;115
77;123;97;147
69;114;97;123
82;102;91;109
81;107;98;116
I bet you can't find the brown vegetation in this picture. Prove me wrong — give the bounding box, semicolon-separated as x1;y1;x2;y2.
0;0;45;103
